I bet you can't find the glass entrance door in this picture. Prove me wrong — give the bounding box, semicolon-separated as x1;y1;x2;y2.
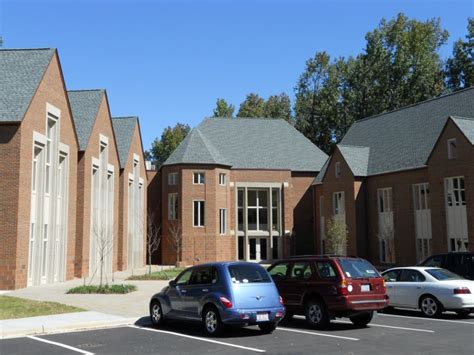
248;237;269;262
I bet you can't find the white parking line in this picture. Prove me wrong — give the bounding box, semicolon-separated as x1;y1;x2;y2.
27;336;94;355
128;325;266;353
378;313;474;325
332;320;435;333
277;327;359;341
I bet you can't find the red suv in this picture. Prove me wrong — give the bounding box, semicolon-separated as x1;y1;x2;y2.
267;255;389;328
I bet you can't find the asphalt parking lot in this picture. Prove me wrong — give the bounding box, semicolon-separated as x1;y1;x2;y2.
2;310;473;355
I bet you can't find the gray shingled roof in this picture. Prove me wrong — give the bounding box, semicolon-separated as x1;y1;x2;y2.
67;90;104;150
452;116;474;145
340;88;474;176
163;118;328;171
112;116;138;168
338;145;370;176
0;48;55;122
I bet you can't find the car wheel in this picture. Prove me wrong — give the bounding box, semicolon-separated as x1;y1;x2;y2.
456;309;471;317
305;299;329;329
150;300;165;326
258;322;277;334
202;306;223;336
350;311;374;328
420;295;442;318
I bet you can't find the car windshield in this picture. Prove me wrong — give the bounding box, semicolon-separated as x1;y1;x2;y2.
338;258;380;279
425;268;464;281
228;264;271;284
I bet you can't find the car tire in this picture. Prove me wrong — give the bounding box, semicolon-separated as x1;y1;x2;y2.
150;300;165;326
202;306;224;336
304;299;329;329
420;295;442;318
258;322;277;334
456;309;471;317
350;311;374;328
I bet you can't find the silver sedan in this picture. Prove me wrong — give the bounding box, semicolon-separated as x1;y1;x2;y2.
382;266;474;317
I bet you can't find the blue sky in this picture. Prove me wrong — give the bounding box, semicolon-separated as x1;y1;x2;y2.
1;0;472;150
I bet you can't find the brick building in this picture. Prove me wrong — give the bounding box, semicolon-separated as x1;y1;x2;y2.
159;118;328;265
314;88;474;267
0;48;147;289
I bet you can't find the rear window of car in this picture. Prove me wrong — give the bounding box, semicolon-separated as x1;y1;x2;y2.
425;268;464;280
228;264;271;284
338;258;380;279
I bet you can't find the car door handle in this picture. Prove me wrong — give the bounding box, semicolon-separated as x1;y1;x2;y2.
202;289;209;292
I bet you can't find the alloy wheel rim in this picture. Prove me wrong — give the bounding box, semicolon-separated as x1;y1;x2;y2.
152;304;161;323
206;311;217;333
309;304;322;324
422;298;437;316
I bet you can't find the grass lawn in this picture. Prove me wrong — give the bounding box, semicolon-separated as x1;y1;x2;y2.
0;295;84;320
67;284;137;294
127;268;184;281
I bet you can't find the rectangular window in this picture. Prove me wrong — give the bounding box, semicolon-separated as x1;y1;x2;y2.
247;189;268;231
193;172;205;184
377;188;393;213
193;200;205;227
413;183;430;211
335;162;341;178
447;138;457;160
168;193;178;220
445;177;466;206
271;188;279;232
168;172;178;185
219;208;227;235
219;173;226;186
332;192;345;215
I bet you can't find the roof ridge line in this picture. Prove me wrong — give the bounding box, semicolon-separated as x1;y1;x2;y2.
354;87;474;124
68;89;104;93
0;47;55;51
194;129;226;163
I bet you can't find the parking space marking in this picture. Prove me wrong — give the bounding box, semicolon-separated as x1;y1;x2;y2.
332;320;435;333
27;336;94;355
277;327;359;341
378;313;474;325
128;325;266;353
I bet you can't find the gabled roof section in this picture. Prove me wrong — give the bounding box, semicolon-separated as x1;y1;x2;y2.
338;145;370;177
164;128;229;166
0;48;55;122
67;90;105;150
112;116;138;168
451;116;474;145
163;118;328;171
313;157;330;185
340;88;474;176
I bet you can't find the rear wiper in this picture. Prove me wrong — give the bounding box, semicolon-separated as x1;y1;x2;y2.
251;278;265;282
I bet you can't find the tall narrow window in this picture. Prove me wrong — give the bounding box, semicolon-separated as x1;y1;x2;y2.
332;192;345;215
193;172;205;184
447;138;457;160
219;209;227;235
193;200;205;227
168;193;178;220
247;189;268;231
238;189;244;231
271;188;279;232
168;172;178;185
335;162;341;178
219;173;226;186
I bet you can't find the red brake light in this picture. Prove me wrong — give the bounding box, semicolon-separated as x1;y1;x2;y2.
338;279;348;296
220;296;233;309
453;287;471;295
279;296;284;305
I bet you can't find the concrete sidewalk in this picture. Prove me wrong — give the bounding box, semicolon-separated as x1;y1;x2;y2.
1;266;172;338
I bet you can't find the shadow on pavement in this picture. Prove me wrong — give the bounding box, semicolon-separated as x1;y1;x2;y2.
280;316;358;332
379;308;474;320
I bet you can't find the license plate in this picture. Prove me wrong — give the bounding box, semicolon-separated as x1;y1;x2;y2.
256;313;269;322
361;284;371;292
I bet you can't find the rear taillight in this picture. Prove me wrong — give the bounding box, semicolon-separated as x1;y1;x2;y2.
338;279;349;296
453;287;471;295
279;296;284;305
220;296;233;309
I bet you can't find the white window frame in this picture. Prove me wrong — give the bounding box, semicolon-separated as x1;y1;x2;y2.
335;162;341;178
219;173;226;186
168;193;178;220
219;208;227;235
193;200;205;227
332;191;345;216
377;188;393;213
413;183;430;211
447;138;457;160
445;176;466;207
168;172;178;186
193;172;205;185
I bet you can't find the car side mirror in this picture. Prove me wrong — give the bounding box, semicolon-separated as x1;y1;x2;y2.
169;280;176;287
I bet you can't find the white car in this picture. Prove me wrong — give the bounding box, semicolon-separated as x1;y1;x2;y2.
382;266;474;317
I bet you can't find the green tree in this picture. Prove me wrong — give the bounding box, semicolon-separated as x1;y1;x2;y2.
446;18;473;90
264;93;293;123
212;98;235;118
237;93;265;117
326;216;348;255
149;123;191;168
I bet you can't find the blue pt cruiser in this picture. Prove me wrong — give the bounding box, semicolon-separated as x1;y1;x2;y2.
149;262;285;335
